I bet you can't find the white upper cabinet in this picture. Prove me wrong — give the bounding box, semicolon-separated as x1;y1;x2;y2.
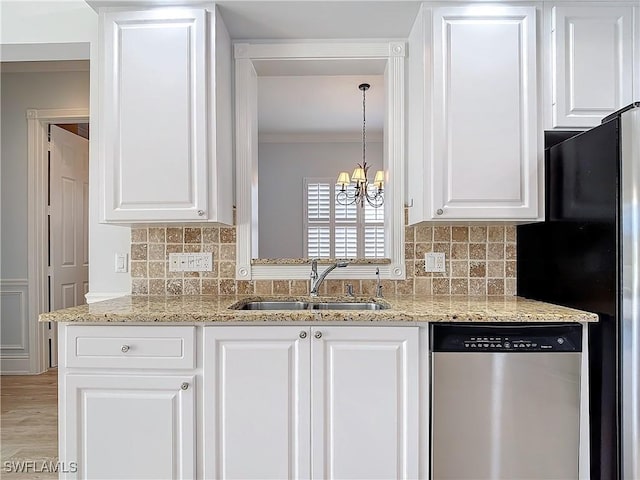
99;7;233;223
408;5;541;223
547;4;635;129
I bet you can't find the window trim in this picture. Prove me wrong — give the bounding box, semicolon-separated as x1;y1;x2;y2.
234;41;406;281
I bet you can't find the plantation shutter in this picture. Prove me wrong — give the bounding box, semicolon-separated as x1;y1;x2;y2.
363;185;384;258
305;181;331;258
334;183;358;257
304;178;385;259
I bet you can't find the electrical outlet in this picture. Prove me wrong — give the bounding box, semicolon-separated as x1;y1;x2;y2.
169;253;213;272
425;252;446;273
169;253;182;272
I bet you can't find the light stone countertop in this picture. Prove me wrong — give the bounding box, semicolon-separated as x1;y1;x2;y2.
39;294;598;324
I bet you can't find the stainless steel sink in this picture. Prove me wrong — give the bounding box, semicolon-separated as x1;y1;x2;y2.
234;301;387;311
238;301;309;310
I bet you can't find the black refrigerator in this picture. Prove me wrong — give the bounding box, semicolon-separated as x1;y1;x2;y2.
517;103;640;480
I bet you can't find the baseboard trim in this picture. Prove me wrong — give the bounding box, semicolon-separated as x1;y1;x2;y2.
0;355;33;375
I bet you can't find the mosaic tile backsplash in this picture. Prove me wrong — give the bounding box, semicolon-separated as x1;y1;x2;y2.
130;222;517;296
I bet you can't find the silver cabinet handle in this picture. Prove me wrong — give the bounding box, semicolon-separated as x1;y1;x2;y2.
299;331;307;339
314;331;323;339
181;382;189;390
197;210;205;216
436;209;444;216
121;345;130;353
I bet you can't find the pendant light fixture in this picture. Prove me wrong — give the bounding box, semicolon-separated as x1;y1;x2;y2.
336;83;384;208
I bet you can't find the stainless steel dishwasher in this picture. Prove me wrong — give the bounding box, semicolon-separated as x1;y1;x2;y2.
431;324;583;480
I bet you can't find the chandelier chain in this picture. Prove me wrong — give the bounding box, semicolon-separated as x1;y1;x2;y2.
362;85;366;168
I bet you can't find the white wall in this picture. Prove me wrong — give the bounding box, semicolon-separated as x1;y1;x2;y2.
1;0;131;299
258;141;383;258
1;1;131;373
1;69;90;276
0;0;96;45
0;68;89;371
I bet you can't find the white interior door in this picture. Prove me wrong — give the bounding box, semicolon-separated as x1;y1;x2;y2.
50;125;89;366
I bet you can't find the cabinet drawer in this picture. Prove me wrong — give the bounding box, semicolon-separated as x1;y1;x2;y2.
65;326;195;369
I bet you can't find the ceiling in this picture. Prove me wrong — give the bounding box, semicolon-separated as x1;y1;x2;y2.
216;1;422;40
258;75;385;139
86;1;422;39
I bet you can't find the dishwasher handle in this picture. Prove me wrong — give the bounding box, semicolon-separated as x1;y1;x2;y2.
431;323;582;352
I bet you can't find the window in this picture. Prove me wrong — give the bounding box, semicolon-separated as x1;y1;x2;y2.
304;178;384;258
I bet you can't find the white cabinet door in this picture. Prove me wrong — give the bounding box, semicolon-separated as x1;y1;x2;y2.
311;326;419;479
63;374;195;479
550;5;634;129
204;327;311;480
101;8;209;222
408;6;540;223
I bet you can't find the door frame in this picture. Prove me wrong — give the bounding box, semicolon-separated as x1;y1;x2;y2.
27;108;89;374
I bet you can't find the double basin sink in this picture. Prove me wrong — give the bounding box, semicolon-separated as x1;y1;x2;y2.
232;300;388;311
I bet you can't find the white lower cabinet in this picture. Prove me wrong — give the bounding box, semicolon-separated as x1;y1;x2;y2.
311;326;419;479
204;325;419;479
203;326;311;479
63;374;195;480
58;324;197;480
60;324;419;479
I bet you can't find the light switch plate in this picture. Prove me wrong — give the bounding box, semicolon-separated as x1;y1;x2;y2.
115;253;128;273
425;252;446;272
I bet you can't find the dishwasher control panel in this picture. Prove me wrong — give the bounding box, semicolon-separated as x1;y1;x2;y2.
431;324;582;352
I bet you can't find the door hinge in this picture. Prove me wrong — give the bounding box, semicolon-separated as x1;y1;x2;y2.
47;142;52;152
47;267;53;277
47;206;51;216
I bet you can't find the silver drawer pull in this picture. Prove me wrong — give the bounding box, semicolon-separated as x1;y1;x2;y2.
314;331;323;339
181;382;189;390
299;331;307;339
121;345;130;353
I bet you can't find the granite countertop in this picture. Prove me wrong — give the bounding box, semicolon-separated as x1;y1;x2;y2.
39;295;598;324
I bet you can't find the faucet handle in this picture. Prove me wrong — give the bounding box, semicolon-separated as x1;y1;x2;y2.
345;284;355;297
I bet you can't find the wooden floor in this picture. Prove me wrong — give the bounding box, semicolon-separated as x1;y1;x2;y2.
1;369;58;479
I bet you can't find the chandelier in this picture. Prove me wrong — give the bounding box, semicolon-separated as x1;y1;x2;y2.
336;83;384;208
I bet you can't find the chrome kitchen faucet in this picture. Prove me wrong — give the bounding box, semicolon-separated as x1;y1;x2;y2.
310;259;349;296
